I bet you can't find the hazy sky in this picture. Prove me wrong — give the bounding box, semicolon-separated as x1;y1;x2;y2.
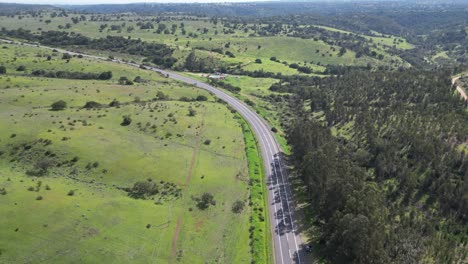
1;0;272;4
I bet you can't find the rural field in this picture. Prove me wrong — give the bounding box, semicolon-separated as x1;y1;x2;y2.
0;42;258;263
0;12;411;76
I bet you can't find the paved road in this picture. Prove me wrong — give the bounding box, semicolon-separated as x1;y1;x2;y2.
1;39;305;264
452;76;468;101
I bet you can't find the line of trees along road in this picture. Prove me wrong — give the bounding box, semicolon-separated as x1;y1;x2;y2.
0;28;177;68
284;68;467;263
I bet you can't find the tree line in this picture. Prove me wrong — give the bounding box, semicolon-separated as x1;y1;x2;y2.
0;28;177;68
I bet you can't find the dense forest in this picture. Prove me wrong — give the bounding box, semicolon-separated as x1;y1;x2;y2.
284;68;467;263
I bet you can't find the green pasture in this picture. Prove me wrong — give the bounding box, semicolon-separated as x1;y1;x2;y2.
0;44;253;263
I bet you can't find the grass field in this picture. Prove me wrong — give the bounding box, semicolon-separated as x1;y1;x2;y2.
0;13;410;75
0;43;257;263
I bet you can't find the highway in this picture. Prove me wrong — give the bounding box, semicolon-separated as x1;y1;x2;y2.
0;38;305;264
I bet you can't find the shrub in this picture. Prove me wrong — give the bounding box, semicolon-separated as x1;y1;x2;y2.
0;188;6;195
196;192;216;210
36;196;43;200
62;53;72;60
255;58;262;64
109;99;120;107
118;76;133;85
67;190;75;196
126;180;158;199
121;115;132;126
83;101;102;109
232;200;245;213
0;66;6;74
51;100;67;111
188;108;197;116
204;139;211;145
98;71;112;80
196;95;208;101
271;127;278;133
16;65;26;71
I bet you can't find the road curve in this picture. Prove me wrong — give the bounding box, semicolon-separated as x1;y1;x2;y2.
0;39;305;264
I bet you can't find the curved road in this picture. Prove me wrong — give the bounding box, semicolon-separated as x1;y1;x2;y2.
1;39;305;264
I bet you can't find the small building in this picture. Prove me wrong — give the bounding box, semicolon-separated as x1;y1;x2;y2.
208;72;227;80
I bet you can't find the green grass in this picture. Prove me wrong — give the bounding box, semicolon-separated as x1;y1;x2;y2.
0;43;255;263
316;25;413;50
238;115;272;264
0;13;409;75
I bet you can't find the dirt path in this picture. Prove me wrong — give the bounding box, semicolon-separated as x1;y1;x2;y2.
452;76;468;101
169;110;206;263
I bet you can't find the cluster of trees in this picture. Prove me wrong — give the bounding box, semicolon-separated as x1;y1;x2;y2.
208;79;241;94
0;29;177;68
31;69;112;80
285;68;467;263
182;51;221;72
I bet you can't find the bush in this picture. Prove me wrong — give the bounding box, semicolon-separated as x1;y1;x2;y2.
196;95;208;101
119;76;133;85
67;190;75;196
271;127;278;133
83;101;102;109
126;180;158;199
36;196;43;200
196;192;216;210
109;99;120;107
232;200;245;213
289;63;299;69
16;65;26;71
51;100;67;111
121;115;132;126
188;108;197;116
62;53;72;60
204;139;211;145
98;71;112;80
255;58;262;64
0;65;6;74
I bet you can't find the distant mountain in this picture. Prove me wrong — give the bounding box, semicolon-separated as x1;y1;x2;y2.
1;1;466;17
61;1;467;16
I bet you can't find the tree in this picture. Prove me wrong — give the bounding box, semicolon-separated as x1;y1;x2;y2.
109;99;120;107
118;76;133;85
197;192;216;210
232;200;245;213
51;100;67;111
196;95;208;101
62;53;72;60
83;101;102;109
0;66;6;74
98;71;112;80
126;180;158;199
188;108;197;116
255;58;262;64
121;115;132;126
